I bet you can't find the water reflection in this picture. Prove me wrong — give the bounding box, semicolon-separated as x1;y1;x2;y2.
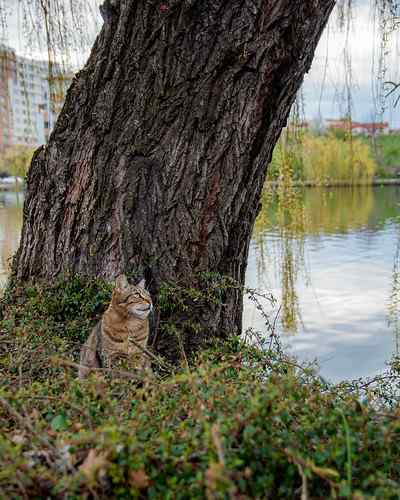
388;229;400;356
0;186;399;381
0;192;23;287
246;186;400;381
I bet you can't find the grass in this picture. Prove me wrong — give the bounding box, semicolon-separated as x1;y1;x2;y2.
372;134;400;170
1;276;400;498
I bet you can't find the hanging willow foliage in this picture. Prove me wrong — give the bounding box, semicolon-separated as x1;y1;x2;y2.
0;0;102;121
259;0;400;333
0;0;397;114
0;0;101;70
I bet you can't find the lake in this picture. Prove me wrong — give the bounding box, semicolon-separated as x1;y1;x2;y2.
0;191;23;288
2;187;400;381
245;185;400;381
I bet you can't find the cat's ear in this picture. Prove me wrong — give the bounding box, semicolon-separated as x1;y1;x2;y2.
115;274;129;291
137;278;146;289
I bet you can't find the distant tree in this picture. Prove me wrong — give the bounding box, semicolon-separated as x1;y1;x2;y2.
1;145;34;180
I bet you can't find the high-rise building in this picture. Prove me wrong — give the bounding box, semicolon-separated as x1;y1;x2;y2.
0;44;70;153
0;46;16;153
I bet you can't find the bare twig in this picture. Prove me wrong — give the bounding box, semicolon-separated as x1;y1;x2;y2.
127;336;174;371
50;356;148;381
211;424;225;466
18;395;93;429
384;81;400;106
284;448;340;491
0;396;51;448
269;304;282;351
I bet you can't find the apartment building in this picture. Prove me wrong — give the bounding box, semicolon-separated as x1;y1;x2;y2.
0;44;70;153
0;46;15;153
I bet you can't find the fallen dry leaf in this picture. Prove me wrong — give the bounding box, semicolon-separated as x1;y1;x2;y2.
205;462;225;490
11;432;26;445
79;449;109;481
129;469;150;489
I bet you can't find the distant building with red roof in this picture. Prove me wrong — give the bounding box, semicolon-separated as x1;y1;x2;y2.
326;119;389;136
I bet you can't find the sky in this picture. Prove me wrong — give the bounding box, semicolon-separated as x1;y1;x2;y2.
303;1;400;127
2;0;400;127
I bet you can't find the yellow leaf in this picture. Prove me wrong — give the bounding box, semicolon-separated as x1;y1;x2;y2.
311;465;340;479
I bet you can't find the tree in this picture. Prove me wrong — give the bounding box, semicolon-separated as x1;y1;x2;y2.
13;0;335;360
1;145;35;179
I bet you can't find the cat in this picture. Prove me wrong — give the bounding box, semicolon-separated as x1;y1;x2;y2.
78;274;152;379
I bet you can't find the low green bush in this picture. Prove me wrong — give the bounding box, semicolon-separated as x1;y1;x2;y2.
373;134;400;169
0;145;35;182
1;276;400;498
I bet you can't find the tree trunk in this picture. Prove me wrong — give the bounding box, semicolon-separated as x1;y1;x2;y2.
13;0;334;359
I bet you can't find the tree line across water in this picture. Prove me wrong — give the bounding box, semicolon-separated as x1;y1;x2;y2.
4;130;400;191
268;129;400;186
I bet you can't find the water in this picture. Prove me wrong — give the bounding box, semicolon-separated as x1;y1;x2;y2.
244;185;400;382
1;187;400;381
0;191;23;287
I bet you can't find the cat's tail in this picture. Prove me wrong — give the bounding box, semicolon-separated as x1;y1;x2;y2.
78;327;101;379
78;363;92;380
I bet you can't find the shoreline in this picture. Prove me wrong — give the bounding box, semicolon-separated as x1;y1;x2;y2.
266;178;400;188
0;185;24;192
1;179;400;192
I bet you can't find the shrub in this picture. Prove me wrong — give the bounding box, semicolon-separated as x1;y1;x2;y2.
0;145;35;180
302;133;376;185
268;132;377;185
1;276;400;498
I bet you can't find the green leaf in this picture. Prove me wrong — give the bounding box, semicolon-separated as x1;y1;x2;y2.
51;414;69;432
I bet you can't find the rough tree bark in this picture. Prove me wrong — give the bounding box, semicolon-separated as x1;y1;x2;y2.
13;0;335;358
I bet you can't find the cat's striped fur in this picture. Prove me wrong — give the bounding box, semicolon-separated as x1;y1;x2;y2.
78;275;152;379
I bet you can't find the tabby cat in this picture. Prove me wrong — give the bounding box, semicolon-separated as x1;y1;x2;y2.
78;275;152;379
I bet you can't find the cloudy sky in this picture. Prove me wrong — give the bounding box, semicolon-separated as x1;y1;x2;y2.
303;1;400;127
2;0;400;127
